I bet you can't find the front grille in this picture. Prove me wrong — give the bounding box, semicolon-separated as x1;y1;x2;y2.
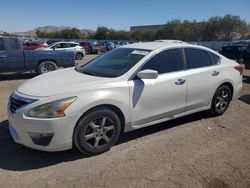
10;97;29;113
9;94;37;114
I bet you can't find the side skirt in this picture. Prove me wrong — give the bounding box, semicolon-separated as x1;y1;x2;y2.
124;105;211;132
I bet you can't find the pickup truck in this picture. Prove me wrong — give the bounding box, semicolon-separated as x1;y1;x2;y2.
219;40;250;68
0;37;76;74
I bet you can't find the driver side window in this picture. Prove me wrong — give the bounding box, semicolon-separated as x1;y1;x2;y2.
141;49;184;74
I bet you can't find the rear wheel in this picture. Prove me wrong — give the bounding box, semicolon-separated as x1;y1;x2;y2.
38;61;58;74
73;107;121;155
75;52;83;60
210;85;232;116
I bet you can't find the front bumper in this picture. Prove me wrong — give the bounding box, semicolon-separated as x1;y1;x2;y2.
7;106;77;152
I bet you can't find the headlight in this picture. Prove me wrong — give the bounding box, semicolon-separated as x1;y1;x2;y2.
28;97;77;118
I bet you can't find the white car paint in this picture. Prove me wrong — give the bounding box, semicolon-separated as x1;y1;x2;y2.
7;41;242;152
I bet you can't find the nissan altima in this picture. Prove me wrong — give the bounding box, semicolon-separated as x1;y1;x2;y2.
7;40;243;155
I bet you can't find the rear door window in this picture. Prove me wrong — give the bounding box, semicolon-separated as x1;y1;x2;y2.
65;43;76;48
184;48;212;69
209;52;221;65
0;38;5;51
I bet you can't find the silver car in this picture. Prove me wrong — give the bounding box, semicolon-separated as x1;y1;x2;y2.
36;41;86;60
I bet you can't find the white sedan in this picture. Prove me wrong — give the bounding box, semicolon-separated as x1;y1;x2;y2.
36;41;86;60
8;40;243;155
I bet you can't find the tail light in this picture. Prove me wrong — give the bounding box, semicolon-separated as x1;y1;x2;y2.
234;65;243;75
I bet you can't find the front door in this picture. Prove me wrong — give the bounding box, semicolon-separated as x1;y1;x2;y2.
128;48;187;126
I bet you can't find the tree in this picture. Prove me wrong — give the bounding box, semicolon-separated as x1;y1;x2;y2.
94;26;110;39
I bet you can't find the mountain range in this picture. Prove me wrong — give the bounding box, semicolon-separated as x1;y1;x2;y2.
11;26;95;37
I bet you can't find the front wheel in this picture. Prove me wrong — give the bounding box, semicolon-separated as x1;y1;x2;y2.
73;107;121;155
37;61;58;74
210;85;232;116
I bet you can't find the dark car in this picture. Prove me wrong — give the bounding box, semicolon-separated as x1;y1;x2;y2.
219;41;250;66
23;41;48;50
79;41;107;54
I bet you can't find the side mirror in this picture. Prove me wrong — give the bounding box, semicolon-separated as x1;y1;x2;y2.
137;69;158;79
52;47;56;51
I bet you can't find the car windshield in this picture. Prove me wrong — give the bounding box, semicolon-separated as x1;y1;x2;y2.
76;48;151;77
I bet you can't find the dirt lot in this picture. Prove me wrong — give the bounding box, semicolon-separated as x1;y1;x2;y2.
0;55;250;188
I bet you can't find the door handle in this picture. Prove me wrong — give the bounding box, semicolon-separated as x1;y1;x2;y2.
175;79;186;85
211;71;220;76
0;55;7;58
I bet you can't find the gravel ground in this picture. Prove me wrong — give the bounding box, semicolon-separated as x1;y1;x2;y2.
0;55;250;188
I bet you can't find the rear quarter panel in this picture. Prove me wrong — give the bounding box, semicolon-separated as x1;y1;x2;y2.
219;58;242;98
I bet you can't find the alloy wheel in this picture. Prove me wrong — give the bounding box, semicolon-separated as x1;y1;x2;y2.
84;116;115;148
215;89;230;113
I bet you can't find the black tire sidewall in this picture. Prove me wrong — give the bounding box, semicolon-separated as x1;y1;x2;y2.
73;108;121;155
211;85;231;115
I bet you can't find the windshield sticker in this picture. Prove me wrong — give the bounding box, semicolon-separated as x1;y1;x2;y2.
131;50;149;56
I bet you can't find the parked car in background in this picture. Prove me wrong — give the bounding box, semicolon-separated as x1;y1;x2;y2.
7;40;242;155
44;39;60;45
114;41;130;48
36;42;86;60
23;41;48;50
219;40;250;65
104;41;115;51
79;41;106;54
0;37;76;74
96;41;115;51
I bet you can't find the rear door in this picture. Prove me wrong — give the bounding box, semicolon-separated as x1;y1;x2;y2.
65;43;77;51
184;48;222;111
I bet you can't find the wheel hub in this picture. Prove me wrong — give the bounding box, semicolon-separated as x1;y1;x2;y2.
84;116;115;148
215;89;229;112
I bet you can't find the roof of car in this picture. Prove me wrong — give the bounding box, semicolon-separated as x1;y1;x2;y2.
121;40;196;51
54;41;79;45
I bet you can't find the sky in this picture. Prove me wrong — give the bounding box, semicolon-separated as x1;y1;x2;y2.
0;0;250;32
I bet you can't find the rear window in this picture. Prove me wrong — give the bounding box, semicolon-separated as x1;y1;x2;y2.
0;38;4;51
9;38;20;50
209;52;221;65
185;48;212;69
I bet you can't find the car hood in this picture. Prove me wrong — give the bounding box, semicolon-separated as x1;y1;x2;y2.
17;68;110;97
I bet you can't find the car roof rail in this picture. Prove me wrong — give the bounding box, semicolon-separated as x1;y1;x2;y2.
155;40;184;43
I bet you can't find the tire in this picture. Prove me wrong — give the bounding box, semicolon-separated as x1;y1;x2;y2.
37;61;58;74
210;85;232;116
75;52;83;60
73;107;121;155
